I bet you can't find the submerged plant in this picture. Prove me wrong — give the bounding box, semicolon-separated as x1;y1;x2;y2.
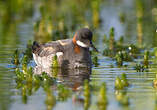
84;80;91;110
97;83;107;110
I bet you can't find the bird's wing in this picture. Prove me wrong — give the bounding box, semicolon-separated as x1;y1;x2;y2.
32;41;64;57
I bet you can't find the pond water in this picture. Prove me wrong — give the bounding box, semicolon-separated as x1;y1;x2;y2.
0;0;156;110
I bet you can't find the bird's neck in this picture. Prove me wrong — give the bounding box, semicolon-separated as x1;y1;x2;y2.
72;34;81;54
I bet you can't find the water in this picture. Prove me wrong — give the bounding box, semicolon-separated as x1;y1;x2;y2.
0;0;156;110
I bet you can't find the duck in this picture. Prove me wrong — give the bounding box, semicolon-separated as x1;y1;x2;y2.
32;28;98;69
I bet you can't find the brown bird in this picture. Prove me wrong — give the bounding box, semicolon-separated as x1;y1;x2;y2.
32;28;98;69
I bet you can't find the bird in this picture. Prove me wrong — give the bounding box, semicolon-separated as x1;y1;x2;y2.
32;28;98;69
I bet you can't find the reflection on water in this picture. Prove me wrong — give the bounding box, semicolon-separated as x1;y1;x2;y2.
34;66;91;90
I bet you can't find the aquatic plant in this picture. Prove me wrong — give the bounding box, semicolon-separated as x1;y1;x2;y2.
119;13;126;23
121;73;129;87
22;55;28;74
115;51;123;66
117;36;124;46
91;0;101;28
12;49;20;65
84;80;91;110
103;48;113;57
115;90;129;106
51;55;59;77
45;87;56;110
136;0;144;47
26;67;33;84
135;64;145;72
92;56;99;67
57;84;72;101
34;17;52;43
115;77;124;90
153;74;157;89
15;68;25;80
21;85;28;104
115;74;129;90
103;34;107;43
52;55;59;68
41;72;54;87
143;50;149;68
97;82;107;110
128;44;140;56
109;27;115;52
24;40;33;60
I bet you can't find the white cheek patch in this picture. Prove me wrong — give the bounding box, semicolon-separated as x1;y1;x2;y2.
76;40;88;48
56;52;63;57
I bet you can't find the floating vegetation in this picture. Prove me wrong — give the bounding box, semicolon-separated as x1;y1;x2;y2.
84;80;91;110
97;83;107;110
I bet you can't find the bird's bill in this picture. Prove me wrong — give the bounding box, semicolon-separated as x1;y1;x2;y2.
90;41;99;52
